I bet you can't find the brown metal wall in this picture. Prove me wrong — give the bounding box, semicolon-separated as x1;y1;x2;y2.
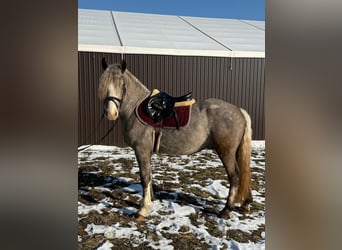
79;52;264;146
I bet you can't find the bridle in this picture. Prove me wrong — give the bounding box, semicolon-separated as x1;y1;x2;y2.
104;96;122;111
103;80;126;116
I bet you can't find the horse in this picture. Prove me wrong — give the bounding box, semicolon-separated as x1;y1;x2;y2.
98;59;253;220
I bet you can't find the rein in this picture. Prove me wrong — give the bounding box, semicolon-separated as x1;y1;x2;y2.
77;115;118;152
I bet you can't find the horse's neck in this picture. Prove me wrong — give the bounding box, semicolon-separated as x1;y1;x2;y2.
120;70;150;120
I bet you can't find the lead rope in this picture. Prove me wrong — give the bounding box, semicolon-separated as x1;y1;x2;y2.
78;114;117;152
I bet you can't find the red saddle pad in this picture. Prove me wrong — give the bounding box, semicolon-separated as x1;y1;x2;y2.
135;94;194;129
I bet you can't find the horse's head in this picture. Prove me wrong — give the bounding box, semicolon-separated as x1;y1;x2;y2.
98;58;127;120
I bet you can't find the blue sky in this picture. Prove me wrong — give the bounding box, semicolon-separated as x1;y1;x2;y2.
78;0;265;21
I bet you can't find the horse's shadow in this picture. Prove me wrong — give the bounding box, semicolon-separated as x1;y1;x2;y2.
78;170;140;211
78;169;232;217
152;185;222;216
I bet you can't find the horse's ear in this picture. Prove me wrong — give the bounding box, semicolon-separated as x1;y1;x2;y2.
102;58;108;71
121;60;126;73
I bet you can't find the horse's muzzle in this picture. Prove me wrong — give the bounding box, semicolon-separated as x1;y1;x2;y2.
104;102;119;120
105;109;118;120
104;96;121;120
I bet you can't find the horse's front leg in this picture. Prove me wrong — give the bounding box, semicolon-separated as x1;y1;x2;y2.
135;149;153;220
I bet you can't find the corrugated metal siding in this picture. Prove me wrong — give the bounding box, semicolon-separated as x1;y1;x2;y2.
79;52;264;146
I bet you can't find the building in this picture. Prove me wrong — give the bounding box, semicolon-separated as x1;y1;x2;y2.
78;9;265;146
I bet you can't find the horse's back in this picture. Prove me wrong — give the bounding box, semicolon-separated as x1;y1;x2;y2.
202;98;245;125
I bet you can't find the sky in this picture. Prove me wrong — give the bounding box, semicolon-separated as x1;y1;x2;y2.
78;0;265;21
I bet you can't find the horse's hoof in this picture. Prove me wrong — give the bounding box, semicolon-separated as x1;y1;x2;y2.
219;209;231;219
135;214;146;222
241;203;251;213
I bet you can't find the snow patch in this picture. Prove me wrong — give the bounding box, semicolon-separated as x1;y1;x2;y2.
96;240;114;250
204;179;229;198
78;202;107;215
78;141;265;249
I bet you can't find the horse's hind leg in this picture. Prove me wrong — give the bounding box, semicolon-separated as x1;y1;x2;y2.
135;149;153;220
217;150;239;219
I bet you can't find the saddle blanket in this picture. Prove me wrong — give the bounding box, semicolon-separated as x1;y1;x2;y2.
135;89;196;129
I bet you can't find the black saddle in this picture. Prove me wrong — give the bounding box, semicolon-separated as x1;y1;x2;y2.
144;91;192;129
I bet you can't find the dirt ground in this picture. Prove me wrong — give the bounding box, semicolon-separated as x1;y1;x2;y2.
78;145;265;249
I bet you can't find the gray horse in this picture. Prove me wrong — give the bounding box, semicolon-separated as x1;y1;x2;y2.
98;59;253;220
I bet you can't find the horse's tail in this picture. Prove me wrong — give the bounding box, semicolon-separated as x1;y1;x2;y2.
235;108;253;204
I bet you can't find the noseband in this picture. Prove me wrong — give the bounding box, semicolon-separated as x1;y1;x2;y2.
103;82;126;114
104;96;122;110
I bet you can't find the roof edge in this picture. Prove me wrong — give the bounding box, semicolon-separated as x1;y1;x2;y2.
78;45;265;58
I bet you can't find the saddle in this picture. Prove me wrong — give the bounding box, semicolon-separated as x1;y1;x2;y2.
145;91;192;124
136;89;196;130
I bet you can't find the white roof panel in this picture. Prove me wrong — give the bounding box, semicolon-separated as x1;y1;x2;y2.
181;16;265;52
112;11;226;51
78;9;264;57
78;9;121;52
242;20;265;31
